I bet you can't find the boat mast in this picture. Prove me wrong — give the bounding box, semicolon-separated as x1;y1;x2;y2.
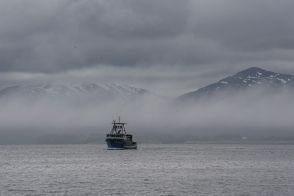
110;117;127;135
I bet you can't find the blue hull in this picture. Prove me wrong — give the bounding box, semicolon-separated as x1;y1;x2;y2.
106;138;125;149
105;138;137;150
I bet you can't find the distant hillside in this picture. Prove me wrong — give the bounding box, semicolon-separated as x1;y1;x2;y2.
179;67;294;101
0;82;149;103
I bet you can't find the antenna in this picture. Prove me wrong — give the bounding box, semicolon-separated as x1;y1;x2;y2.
118;116;121;123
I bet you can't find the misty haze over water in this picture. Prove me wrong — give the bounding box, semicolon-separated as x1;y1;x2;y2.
1;67;294;144
0;0;294;144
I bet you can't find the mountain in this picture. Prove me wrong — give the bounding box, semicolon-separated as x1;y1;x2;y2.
0;82;149;103
179;67;294;101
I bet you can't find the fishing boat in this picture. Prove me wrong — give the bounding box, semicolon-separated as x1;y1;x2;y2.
105;117;137;150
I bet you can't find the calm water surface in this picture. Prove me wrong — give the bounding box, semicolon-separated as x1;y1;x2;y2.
1;144;294;196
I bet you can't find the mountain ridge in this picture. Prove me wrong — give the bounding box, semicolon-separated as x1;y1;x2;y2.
179;67;294;101
0;82;149;103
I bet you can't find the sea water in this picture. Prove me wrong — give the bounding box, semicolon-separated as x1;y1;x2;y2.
1;144;294;196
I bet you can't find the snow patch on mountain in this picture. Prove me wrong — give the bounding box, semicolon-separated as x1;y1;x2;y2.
0;82;149;103
179;67;294;101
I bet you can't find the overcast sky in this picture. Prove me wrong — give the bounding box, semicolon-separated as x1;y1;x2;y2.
0;0;294;93
1;0;294;143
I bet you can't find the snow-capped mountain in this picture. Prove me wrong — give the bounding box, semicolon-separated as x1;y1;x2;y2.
0;82;148;103
179;67;294;101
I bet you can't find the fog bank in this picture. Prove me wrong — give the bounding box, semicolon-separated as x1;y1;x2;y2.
1;76;294;144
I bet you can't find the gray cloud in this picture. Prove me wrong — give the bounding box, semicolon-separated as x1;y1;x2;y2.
190;1;294;50
1;83;294;144
2;0;294;144
0;0;293;73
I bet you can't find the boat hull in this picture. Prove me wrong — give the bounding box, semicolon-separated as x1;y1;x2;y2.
105;138;137;150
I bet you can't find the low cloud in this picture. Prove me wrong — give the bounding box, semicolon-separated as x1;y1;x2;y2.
0;0;294;143
0;72;294;144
